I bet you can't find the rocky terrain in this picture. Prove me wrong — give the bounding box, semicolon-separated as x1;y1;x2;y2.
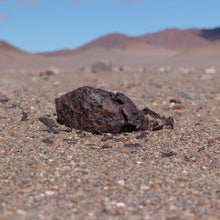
0;65;219;219
0;26;220;219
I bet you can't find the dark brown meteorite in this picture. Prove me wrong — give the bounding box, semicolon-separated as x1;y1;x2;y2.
55;86;173;134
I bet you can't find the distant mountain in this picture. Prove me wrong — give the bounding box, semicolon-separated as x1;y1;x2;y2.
37;33;134;56
37;26;220;57
199;27;220;41
0;40;30;54
0;40;49;69
1;26;220;70
137;28;208;50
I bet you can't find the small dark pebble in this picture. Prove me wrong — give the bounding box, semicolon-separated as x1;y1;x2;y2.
42;138;54;144
0;97;10;103
63;138;76;145
169;99;182;104
124;143;143;148
198;146;205;152
39;117;58;128
195;123;202;126
101;136;114;141
102;144;112;149
135;132;147;139
175;112;182;117
21;112;28;121
161;151;177;158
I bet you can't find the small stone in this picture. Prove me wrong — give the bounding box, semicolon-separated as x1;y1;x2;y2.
91;61;112;73
39;69;55;77
205;68;216;74
178;91;201;100
45;191;55;196
0;92;10;103
161;151;177;158
116;202;126;208
39;117;59;134
124;143;143;148
21;112;28;121
198;146;205;152
42;138;54;145
169;99;181;104
117;180;125;186
39;117;57;128
102;144;112;149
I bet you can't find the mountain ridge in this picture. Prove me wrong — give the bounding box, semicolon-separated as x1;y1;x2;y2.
36;26;220;57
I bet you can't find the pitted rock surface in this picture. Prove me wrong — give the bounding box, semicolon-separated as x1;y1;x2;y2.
55;86;173;134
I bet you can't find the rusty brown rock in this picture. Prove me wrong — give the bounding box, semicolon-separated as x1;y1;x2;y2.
39;70;55;77
55;86;174;134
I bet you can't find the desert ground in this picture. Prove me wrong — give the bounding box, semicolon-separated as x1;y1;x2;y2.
0;28;220;219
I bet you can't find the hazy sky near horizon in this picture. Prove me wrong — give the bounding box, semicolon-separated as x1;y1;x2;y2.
0;0;220;53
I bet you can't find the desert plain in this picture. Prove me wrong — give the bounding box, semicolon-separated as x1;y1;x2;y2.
0;28;220;219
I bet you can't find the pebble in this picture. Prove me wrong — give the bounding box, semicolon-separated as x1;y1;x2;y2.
116;202;126;208
45;191;55;196
117;180;125;186
1;66;219;220
124;143;143;148
205;68;216;74
178;91;202;100
0;92;10;103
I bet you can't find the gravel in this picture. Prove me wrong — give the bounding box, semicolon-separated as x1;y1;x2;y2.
0;68;219;219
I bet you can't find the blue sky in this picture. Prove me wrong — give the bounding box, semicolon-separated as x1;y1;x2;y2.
0;0;220;53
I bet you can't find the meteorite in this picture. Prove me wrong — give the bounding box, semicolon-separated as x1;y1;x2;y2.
55;86;173;134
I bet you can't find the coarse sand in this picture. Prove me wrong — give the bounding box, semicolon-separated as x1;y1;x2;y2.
0;68;219;219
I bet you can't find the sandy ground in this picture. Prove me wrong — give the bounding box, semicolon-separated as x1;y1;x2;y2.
0;67;219;220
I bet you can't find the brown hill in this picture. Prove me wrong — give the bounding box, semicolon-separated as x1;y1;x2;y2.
0;40;30;55
0;40;55;69
1;26;220;70
38;33;134;57
138;28;209;50
37;27;220;57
